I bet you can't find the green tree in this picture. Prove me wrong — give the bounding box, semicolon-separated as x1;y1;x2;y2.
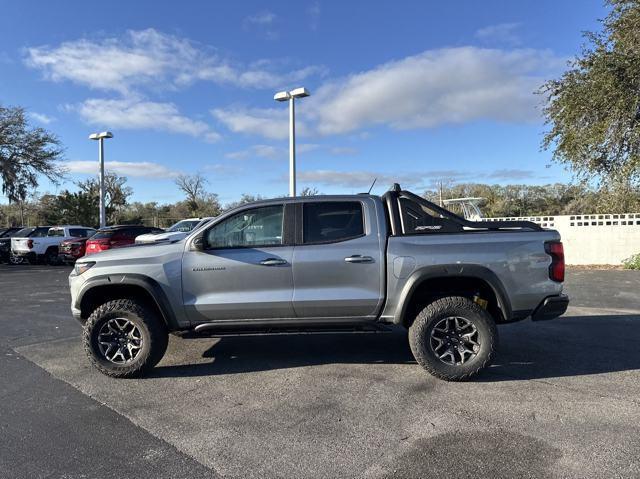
43;191;99;226
0;104;65;223
76;171;133;225
541;0;640;188
223;193;265;211
300;186;320;196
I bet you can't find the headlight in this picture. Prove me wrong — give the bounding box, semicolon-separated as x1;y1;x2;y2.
74;261;96;275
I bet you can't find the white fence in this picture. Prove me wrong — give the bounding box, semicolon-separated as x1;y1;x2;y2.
485;213;640;265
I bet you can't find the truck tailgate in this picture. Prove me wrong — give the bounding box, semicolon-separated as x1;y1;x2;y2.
11;238;31;253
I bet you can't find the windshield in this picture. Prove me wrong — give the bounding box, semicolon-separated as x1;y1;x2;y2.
167;220;201;233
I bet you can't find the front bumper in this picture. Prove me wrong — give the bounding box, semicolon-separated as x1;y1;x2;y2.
69;272;85;324
531;294;569;321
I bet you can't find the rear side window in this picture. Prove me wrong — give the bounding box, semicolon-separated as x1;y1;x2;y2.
69;228;95;238
48;228;65;237
31;227;50;238
303;202;364;244
91;230;114;239
112;228;138;240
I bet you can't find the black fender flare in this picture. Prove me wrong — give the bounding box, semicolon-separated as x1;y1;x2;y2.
76;273;183;330
394;264;513;325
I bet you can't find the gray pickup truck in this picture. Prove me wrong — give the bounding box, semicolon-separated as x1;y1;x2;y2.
69;184;568;381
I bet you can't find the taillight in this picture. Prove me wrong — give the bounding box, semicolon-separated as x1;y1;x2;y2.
27;239;33;249
85;239;111;255
545;241;565;282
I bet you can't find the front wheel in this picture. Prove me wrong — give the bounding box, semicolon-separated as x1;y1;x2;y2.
83;299;168;378
409;296;498;381
44;247;59;265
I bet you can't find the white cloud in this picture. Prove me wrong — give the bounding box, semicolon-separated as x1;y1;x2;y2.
225;143;319;160
26;28;322;92
245;12;277;25
308;2;321;30
475;23;522;46
28;112;55;124
213;107;290;140
296;168;537;189
66;160;180;179
214;46;564;138
312;47;562;135
75;98;220;142
329;146;358;156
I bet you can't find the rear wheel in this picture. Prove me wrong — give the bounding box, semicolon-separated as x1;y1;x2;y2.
409;296;498;381
83;299;168;378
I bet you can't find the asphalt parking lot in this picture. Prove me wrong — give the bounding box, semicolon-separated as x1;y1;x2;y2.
1;265;639;478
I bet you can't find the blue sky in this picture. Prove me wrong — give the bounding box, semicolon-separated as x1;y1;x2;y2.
0;0;606;205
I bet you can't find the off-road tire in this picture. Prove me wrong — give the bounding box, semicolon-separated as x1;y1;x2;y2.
409;296;498;381
83;299;168;378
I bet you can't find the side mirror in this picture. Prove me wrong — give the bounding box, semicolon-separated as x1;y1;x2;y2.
191;234;206;251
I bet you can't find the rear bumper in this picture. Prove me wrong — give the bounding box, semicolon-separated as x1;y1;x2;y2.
531;294;569;321
12;251;36;260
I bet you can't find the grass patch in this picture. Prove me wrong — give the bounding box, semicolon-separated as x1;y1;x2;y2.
622;253;640;270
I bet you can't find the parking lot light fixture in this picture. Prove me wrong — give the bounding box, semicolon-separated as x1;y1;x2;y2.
274;87;310;197
88;131;114;229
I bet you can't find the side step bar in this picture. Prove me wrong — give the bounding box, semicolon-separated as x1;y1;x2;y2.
184;319;393;337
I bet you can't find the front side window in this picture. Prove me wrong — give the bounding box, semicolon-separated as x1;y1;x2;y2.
205;205;284;249
303;201;364;244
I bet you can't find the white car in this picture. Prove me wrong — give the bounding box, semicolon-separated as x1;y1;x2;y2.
134;217;215;244
11;225;96;264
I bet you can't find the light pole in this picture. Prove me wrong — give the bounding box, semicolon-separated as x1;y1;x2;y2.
89;131;113;228
274;87;310;197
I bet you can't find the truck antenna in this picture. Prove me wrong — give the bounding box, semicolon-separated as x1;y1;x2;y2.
367;178;377;194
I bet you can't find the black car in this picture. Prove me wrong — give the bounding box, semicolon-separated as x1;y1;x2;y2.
0;226;51;264
0;227;22;238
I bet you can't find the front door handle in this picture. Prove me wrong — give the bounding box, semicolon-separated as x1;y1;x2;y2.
344;255;374;264
259;258;288;266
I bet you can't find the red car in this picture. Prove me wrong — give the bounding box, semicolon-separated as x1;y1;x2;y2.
85;225;164;256
58;237;90;264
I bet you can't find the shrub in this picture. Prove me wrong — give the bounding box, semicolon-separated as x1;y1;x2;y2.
622;253;640;270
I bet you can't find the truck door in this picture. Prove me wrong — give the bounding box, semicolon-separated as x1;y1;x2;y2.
182;203;296;321
291;199;385;319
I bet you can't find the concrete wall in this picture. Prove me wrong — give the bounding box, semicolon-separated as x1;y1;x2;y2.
485;213;640;265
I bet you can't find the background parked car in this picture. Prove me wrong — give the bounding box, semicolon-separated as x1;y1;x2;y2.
58;237;91;264
0;227;22;238
1;226;51;264
85;225;164;255
135;217;215;244
11;226;96;265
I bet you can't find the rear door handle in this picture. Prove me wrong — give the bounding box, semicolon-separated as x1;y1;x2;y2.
344;255;374;264
259;258;288;266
